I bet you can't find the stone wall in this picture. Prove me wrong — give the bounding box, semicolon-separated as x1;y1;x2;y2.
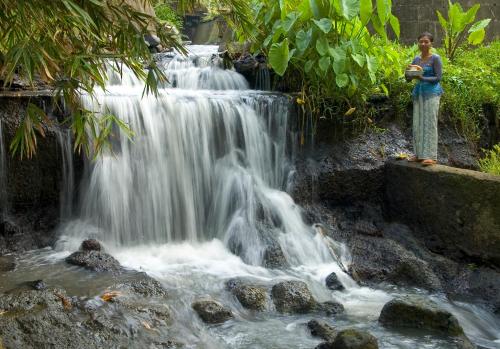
392;0;499;44
385;161;500;268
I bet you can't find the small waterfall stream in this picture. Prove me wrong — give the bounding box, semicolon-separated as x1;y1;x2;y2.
0;119;8;218
2;46;498;348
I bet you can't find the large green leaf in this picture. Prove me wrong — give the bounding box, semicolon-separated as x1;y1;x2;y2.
338;0;360;20
336;73;349;88
282;12;300;32
332;58;346;75
371;14;387;40
319;56;331;72
316;36;330;55
351;53;365;67
269;39;290;76
389;14;400;38
313;18;332;33
366;54;378;75
463;4;480;26
376;0;391;24
296;28;313;51
298;0;313;20
328;46;347;61
468;18;491;33
436;10;448;31
309;0;330;19
305;59;315;73
467;28;485;45
264;4;276;25
360;0;373;25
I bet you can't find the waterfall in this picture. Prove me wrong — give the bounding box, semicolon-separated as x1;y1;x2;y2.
64;45;333;267
0;119;8;217
56;129;74;220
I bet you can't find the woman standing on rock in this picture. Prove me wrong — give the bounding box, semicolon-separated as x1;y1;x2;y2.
406;32;444;166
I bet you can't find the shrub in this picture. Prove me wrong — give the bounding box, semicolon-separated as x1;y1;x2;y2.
478;144;500;175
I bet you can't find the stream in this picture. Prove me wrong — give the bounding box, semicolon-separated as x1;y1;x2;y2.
1;45;499;349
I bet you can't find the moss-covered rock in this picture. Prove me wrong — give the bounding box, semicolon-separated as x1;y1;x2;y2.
378;296;464;336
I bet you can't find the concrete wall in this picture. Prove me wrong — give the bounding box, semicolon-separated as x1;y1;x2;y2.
385;161;500;268
392;0;499;45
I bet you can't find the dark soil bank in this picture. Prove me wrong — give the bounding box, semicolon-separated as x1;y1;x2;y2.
291;122;500;313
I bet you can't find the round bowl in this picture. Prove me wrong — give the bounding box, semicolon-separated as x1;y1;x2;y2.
405;70;423;78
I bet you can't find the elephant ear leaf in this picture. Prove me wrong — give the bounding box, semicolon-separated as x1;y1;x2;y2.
269;39;290;76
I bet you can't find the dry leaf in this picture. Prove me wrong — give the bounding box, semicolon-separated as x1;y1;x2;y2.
344;107;356;116
100;291;122;302
142;321;152;330
54;292;72;310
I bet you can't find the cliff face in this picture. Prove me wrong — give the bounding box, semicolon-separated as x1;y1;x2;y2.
0;95;80;254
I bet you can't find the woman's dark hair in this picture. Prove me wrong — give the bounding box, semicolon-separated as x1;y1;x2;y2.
418;32;434;42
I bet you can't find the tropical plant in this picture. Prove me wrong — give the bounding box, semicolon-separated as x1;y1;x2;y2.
237;0;402;132
436;0;491;61
478;144;500;175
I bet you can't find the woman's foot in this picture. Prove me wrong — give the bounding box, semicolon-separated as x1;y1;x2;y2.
421;159;437;166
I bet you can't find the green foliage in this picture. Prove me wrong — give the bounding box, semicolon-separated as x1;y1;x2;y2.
436;0;491;61
478;144;500;175
0;0;185;158
154;2;184;29
238;0;402;129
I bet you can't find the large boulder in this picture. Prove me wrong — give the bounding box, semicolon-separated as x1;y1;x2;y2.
262;242;289;269
192;299;233;324
271;280;316;313
321;329;379;349
232;284;267;311
315;301;345;315
378;296;464;336
325;272;345;291
66;250;122;273
307;319;337;341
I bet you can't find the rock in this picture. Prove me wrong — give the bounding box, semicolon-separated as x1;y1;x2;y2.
378;296;464;336
271;280;316;314
192;299;233;324
80;239;101;251
307;319;336;341
353;220;382;237
28;279;47;291
0;255;15;271
66;250;122;273
232;284;267;311
263;243;289;269
144;34;161;48
325;272;345;291
225;278;244;291
315;301;345;315
111;275;168;298
329;329;378;349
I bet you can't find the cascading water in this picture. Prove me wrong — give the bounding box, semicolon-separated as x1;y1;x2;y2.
60;45;334;268
55;129;74;220
45;46;500;348
0;119;8;218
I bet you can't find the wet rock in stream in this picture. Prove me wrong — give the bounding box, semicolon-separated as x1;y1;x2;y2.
316;329;379;349
315;301;345;315
271;280;316;314
192;299;233;324
65;240;122;273
379;296;465;336
307;319;337;341
231;284;267;311
325;272;345;291
0;279;182;349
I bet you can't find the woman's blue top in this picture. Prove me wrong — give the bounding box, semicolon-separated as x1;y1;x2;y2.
411;54;444;98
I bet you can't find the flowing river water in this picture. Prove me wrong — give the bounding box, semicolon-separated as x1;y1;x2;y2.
1;46;499;348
